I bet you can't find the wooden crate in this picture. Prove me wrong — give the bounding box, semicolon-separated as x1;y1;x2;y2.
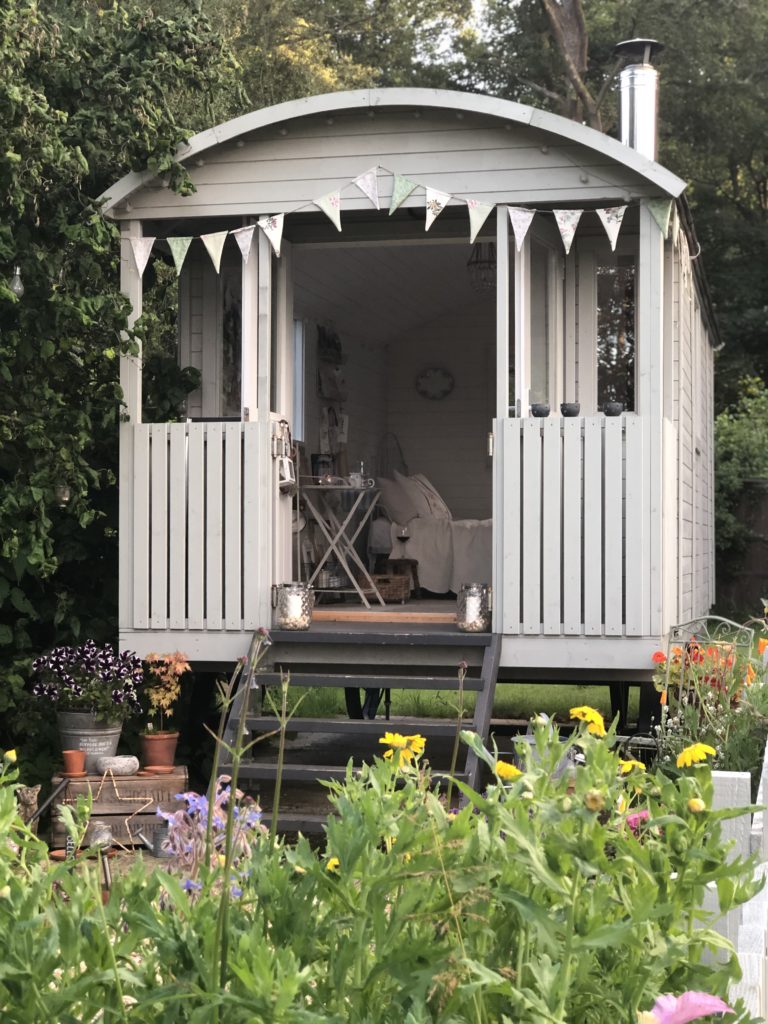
50;766;188;848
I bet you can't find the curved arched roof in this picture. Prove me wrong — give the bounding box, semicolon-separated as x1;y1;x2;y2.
99;88;685;214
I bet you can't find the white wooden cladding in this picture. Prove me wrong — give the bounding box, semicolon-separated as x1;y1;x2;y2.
123;421;270;633
500;415;648;637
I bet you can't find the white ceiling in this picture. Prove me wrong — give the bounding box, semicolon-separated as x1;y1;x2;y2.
293;242;495;346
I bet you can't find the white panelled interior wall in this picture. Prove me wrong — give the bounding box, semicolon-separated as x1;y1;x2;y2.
293;241;496;521
387;300;495;520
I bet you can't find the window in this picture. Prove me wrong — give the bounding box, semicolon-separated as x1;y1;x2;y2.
596;256;635;411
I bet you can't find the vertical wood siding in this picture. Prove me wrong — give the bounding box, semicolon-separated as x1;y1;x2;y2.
120;421;270;633
500;415;649;636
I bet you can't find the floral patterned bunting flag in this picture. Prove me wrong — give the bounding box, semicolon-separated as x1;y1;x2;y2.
257;214;284;256
200;230;228;273
646;198;673;238
353;166;380;209
388;174;418;214
507;207;535;251
315;191;342;231
467;198;495;243
231;225;256;263
425;187;451;231
166;236;192;276
553;209;583;254
596;206;627;251
130;236;156;277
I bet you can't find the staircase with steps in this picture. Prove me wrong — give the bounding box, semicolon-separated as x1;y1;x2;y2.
223;624;501;830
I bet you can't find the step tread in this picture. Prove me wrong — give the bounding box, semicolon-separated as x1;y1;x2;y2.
235;763;468;783
254;672;485;691
245;716;469;735
268;627;492;646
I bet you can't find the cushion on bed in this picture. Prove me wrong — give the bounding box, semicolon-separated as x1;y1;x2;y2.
393;470;433;519
377;476;421;524
395;470;452;520
411;473;452;520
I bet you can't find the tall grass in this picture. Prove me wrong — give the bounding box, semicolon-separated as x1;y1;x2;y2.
283;681;640;722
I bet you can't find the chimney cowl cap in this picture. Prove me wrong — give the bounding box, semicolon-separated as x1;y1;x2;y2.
614;38;664;65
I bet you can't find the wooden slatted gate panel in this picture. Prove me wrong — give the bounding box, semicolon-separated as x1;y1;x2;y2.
500;416;649;636
122;421;271;633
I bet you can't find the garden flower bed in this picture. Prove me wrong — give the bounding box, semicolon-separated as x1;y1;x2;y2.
1;705;766;1023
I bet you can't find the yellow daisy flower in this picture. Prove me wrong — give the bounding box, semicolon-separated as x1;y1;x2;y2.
676;742;716;768
495;760;522;781
569;706;606;737
687;797;706;813
4;749;16;764
379;732;408;750
326;856;340;873
618;758;645;774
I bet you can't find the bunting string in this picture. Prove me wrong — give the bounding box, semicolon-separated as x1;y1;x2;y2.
127;162;672;277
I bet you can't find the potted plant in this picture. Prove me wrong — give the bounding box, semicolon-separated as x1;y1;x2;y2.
140;652;191;768
31;640;143;772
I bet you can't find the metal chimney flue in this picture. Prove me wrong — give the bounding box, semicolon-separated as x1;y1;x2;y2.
614;38;664;161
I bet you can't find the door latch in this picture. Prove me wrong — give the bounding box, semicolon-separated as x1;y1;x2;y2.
487;431;494;458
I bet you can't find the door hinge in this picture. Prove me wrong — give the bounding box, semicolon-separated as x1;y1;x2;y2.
487;431;494;458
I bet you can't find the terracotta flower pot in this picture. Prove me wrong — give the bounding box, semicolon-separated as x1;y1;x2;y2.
140;731;179;768
62;749;86;775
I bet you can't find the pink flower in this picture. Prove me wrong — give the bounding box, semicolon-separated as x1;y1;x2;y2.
639;991;733;1023
626;809;650;833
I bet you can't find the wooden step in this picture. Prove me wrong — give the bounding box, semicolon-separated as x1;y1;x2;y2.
312;608;456;624
260;812;330;833
254;671;484;691
268;626;491;646
237;762;468;784
245;716;466;736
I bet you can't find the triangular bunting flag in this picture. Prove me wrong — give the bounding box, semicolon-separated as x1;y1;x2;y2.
671;207;680;247
647;198;673;238
353;167;380;209
388;174;418;215
231;225;256;263
130;236;155;277
425;187;451;231
167;236;192;276
200;230;228;273
315;191;342;232
596;206;627;251
507;207;535;252
553;209;583;254
467;198;495;243
258;215;284;257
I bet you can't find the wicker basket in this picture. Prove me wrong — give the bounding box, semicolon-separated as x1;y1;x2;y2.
372;573;411;603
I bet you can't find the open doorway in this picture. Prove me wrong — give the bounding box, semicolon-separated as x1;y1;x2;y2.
291;240;496;617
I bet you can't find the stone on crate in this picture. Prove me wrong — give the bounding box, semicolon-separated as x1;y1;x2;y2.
95;754;139;775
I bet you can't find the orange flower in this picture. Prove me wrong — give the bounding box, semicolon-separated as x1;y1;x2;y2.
759;637;768;657
660;689;667;706
651;650;667;665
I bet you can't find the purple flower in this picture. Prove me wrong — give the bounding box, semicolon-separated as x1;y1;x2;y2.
182;879;202;892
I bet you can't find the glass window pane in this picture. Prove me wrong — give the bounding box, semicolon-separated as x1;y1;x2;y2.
221;263;242;417
530;240;550;404
597;260;635;411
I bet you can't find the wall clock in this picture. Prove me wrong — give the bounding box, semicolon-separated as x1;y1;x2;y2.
415;367;454;400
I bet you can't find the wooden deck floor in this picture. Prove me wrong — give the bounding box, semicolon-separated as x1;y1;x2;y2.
312;598;457;624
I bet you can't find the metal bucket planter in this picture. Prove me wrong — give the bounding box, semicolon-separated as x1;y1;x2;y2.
56;711;123;773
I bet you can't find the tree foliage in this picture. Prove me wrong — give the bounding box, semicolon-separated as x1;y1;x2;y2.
714;377;768;575
0;1;238;771
463;0;768;406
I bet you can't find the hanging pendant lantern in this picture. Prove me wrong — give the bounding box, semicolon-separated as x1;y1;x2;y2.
466;243;496;291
